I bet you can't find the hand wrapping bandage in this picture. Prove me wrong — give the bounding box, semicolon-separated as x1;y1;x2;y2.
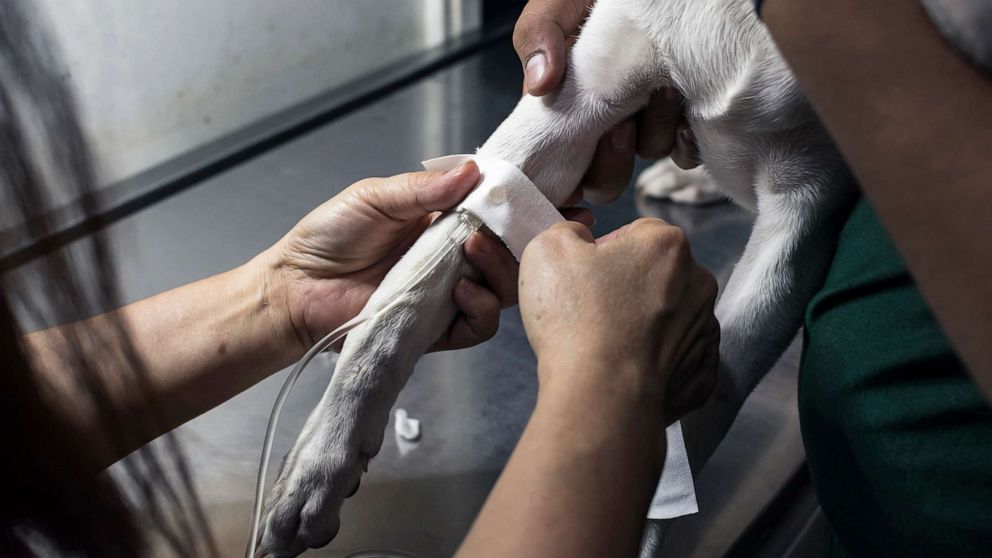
423;154;698;519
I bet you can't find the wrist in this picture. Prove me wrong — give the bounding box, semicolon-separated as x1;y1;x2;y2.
535;356;669;467
539;340;666;390
536;352;667;421
242;245;307;365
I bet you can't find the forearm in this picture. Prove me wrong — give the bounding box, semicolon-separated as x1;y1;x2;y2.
457;360;667;558
763;0;992;397
23;248;299;467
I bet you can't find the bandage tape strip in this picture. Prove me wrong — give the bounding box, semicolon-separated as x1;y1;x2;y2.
423;154;698;519
424;154;564;260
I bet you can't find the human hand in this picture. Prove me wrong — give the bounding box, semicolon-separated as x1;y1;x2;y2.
519;219;719;423
263;162;519;354
513;0;701;204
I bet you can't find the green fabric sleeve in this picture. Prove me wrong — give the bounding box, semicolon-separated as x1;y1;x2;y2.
799;198;992;557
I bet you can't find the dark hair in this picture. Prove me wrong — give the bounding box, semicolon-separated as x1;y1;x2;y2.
0;1;215;556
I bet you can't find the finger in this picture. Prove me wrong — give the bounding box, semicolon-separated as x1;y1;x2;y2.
636;88;684;160
581;119;637;205
671;121;702;170
359;162;481;221
561;207;595;228
464;232;520;307
513;0;591;95
441;278;502;350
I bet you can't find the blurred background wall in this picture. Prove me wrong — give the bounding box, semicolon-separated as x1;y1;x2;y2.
33;0;484;185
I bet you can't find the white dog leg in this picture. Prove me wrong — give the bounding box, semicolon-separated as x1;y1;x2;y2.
257;218;473;556
685;188;842;467
641;162;852;554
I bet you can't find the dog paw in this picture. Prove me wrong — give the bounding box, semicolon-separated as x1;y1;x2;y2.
636;159;723;205
256;434;370;557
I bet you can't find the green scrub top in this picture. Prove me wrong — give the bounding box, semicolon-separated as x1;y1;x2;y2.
799;198;992;556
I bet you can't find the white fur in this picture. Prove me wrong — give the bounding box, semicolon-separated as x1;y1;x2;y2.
921;0;992;70
257;1;855;555
636;159;724;205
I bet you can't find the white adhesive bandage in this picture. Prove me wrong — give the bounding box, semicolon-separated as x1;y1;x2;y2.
424;155;564;260
425;154;698;520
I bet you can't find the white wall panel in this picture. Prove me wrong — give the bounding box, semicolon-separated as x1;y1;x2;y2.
34;1;479;184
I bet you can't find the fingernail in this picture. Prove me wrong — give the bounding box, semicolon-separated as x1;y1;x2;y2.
525;53;548;92
662;87;681;102
443;163;477;189
444;162;469;178
610;120;634;152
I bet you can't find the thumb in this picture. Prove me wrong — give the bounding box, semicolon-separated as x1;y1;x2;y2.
358;162;480;222
513;0;590;95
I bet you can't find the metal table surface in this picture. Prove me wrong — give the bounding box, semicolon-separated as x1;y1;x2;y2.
99;41;804;557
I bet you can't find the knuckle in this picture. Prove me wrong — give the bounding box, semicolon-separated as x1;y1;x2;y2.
353;176;378;189
668;225;689;246
633;219;689;256
646;222;688;253
630;217;668;233
552;220;586;237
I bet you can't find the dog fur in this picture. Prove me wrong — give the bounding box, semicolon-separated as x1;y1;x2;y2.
257;1;857;555
636;158;723;205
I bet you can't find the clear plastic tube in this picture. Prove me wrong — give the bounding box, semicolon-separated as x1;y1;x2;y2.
246;212;481;557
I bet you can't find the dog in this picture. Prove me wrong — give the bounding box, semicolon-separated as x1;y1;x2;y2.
256;0;857;555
